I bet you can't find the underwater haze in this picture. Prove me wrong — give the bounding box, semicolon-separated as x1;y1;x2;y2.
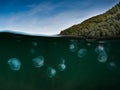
0;32;120;90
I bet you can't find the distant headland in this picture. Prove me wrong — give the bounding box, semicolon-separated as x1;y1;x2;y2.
60;2;120;39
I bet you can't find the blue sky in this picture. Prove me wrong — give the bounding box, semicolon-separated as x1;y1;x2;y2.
0;0;119;35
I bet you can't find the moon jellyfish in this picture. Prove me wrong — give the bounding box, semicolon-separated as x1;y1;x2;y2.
8;58;21;71
98;41;105;44
98;51;108;63
95;45;104;54
58;64;66;71
32;42;38;47
69;40;78;52
87;43;91;46
78;48;87;58
107;62;117;71
30;48;35;54
47;67;56;78
32;56;44;68
60;58;65;64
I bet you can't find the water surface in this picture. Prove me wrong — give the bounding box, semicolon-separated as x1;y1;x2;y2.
0;32;120;90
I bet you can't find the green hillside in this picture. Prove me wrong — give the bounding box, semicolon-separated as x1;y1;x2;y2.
60;2;120;38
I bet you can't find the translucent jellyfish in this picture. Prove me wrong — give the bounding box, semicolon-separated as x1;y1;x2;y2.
107;62;117;71
95;45;104;54
69;41;78;52
60;58;65;64
32;42;38;47
98;41;105;44
58;64;66;71
8;58;21;71
87;43;91;46
78;48;87;58
98;51;108;63
30;48;35;54
109;62;116;68
47;67;56;78
32;56;44;68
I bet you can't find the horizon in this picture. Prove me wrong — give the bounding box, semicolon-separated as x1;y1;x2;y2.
0;0;119;35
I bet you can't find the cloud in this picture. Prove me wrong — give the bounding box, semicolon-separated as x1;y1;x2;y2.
0;1;118;35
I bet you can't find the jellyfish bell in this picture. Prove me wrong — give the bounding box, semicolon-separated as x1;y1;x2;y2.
32;56;44;68
69;40;78;52
78;48;87;58
47;67;56;78
60;58;65;64
98;51;108;63
8;58;21;71
107;62;117;71
30;48;35;54
95;45;105;54
58;64;66;71
87;43;91;46
98;41;105;44
32;42;38;47
69;43;78;52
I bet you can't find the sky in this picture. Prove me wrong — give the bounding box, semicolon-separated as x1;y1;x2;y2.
0;0;119;35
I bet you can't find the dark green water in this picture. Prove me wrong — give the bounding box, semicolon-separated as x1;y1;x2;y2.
0;32;120;90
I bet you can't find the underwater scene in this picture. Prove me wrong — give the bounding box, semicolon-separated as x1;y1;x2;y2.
0;32;120;90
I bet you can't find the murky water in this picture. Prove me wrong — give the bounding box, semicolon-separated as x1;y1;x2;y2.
0;32;120;90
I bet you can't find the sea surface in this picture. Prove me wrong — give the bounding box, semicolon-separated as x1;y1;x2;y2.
0;32;120;90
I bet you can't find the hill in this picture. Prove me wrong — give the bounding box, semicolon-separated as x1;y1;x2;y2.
60;2;120;38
